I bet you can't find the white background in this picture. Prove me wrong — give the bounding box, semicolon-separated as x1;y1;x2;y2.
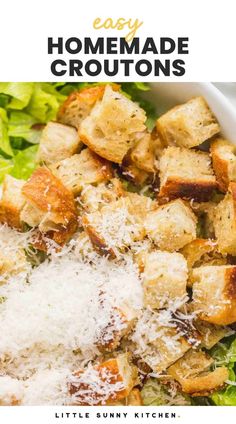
0;0;235;81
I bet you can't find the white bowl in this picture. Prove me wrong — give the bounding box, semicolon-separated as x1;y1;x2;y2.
148;82;236;143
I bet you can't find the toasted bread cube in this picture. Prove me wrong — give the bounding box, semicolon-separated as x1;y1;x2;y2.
145;199;197;251
213;182;236;255
159;147;217;202
168;349;228;394
21;167;77;246
180;367;228;395
132;309;193;373
80;178;124;212
143;251;188;309
195;320;233;349
50;148;113;195
82;197;145;258
192;265;236;325
57;85;107;128
79;85;146;163
130;132;159;173
181;239;216;269
211;138;236;192
0;250;27;281
121;150;151;186
0;175;25;229
125;192;156;219
168;349;213;382
156;97;220;148
96;306;137;352
36;122;82;165
69;353;138;405
180;238;226;284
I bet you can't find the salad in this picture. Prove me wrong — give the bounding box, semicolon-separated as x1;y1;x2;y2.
0;82;236;406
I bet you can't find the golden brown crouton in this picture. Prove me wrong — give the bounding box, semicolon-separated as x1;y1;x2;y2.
211;138;236;192
156;96;220;148
192;265;236;325
79;85;146;163
132;309;196;373
180;238;226;284
168;349;228;395
50;148;113;196
68;353;138;405
124;192;156;218
144;199;197;251
82;197;145;258
121;150;151;186
21;167;77;247
57;84;119;129
195;320;233;349
96;305;137;352
0;175;26;229
36;122;82;165
213;182;236;255
130;131;160;173
80;178;124;212
0;250;27;281
159;147;217;202
143;251;188;309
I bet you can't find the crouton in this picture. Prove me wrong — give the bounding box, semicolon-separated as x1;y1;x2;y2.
168;349;228;395
79;85;146;163
180;238;226;284
141;327;191;374
0;175;25;229
80;178;124;212
21;167;77;246
121;150;151;186
36;122;82;165
130;132;159;173
0;250;27;281
195;320;233;349
50;148;113;195
143;251;188;309
124;192;156;219
82;197;145;258
68;353;138;405
168;349;213;382
57;84;119;129
213;182;236;255
192;265;236;325
211;138;236;192
159;147;217;202
156;96;220;148
96;305;137;352
145;199;197;251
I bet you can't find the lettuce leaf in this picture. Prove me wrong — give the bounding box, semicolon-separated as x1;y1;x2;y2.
10;145;38;180
8;111;42;144
141;378;191;406
210;337;236;405
0;108;13;156
26;83;66;123
0;156;13;182
0;83;34;110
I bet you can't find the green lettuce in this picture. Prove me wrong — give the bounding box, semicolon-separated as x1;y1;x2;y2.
10;145;38;180
0;156;13;182
210;337;236;405
0;83;34;110
26;83;66;123
0;108;13;156
8;111;41;144
141;378;191;406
